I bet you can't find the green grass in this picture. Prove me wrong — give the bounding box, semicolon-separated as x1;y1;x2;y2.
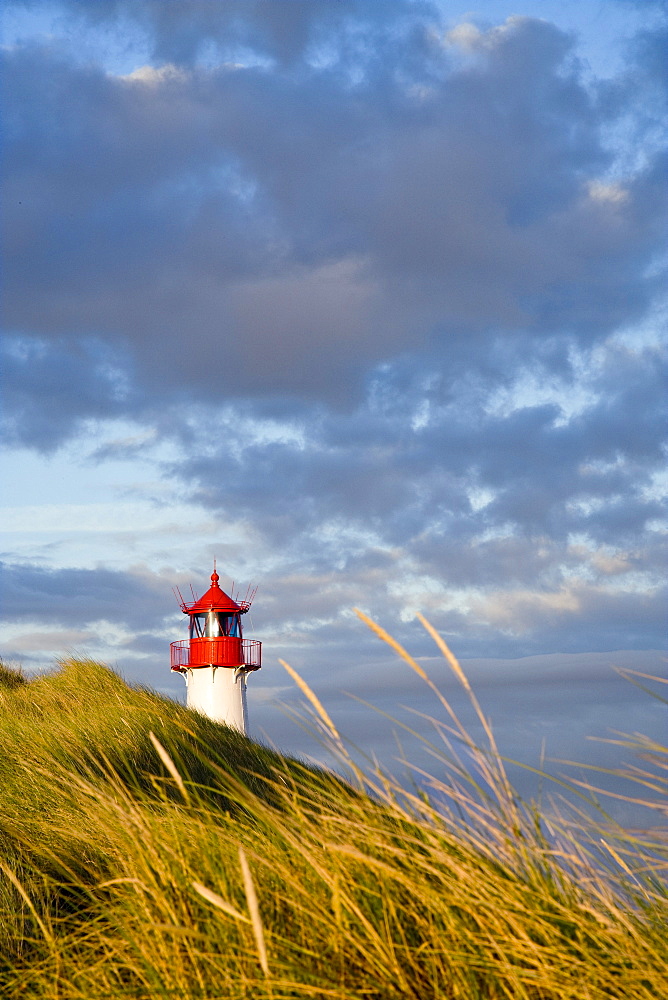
0;620;665;999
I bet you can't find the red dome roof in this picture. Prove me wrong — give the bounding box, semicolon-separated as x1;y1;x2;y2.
181;571;243;614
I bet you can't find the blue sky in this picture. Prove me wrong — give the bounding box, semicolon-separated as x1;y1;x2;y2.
1;0;666;816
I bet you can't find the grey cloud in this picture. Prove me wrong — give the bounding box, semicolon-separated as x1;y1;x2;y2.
5;540;662;675
3;11;666;428
0;560;177;631
1;336;136;451
32;0;434;70
153;334;666;660
173;340;666;543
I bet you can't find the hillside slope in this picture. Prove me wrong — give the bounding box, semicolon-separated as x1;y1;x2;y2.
0;657;665;1000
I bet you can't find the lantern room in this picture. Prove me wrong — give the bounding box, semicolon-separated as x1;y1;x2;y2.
170;570;261;673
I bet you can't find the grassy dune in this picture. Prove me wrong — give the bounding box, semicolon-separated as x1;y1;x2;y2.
0;626;665;999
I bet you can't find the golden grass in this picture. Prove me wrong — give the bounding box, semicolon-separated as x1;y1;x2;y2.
0;620;665;999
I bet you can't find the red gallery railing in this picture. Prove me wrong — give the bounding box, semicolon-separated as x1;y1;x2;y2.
170;638;262;672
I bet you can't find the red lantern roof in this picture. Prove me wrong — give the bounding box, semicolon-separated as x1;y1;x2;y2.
180;571;249;615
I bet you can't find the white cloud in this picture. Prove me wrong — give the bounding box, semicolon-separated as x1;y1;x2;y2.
445;16;539;52
3;629;93;652
587;180;629;205
120;64;187;85
444;22;482;50
473;587;581;632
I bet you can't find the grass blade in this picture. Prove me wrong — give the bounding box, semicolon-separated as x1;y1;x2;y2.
238;845;269;976
149;730;189;803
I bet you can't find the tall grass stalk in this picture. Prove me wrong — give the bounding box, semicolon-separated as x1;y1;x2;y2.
0;632;665;999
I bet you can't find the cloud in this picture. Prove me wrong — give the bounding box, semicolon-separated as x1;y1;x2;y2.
0;560;177;632
2;9;666;434
1;336;135;451
39;0;433;70
5;628;93;652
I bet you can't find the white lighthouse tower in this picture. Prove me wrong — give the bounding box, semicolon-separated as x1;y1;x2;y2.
170;568;261;734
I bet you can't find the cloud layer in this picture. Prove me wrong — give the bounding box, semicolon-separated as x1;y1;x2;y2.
4;8;666;415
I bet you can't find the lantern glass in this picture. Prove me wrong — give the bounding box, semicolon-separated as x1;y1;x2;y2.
189;614;206;638
189;612;241;638
220;614;241;637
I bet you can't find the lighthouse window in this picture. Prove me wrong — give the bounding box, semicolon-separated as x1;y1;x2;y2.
190;614;208;639
189;613;241;638
220;614;241;637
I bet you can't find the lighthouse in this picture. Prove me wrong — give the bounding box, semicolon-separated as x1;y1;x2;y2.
170;568;261;734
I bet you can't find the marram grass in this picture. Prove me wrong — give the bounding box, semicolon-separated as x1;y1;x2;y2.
0;620;665;999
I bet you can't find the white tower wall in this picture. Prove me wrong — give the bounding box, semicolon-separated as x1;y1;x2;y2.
185;666;248;734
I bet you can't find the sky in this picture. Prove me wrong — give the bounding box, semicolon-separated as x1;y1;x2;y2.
1;0;666;821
